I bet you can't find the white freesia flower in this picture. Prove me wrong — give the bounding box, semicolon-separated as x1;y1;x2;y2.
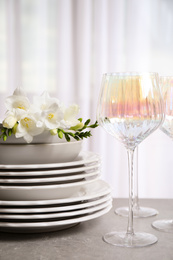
61;104;80;128
33;91;61;112
42;103;64;130
5;87;30;111
15;112;44;143
33;92;65;130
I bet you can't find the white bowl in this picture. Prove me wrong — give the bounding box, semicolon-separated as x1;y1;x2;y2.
0;124;83;164
0;141;83;165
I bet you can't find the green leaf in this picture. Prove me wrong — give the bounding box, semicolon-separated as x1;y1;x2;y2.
89;121;99;128
74;135;80;141
64;133;70;142
57;129;63;139
84;119;90;126
67;132;75;137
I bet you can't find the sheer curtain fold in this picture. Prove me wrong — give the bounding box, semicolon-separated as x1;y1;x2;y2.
0;0;173;198
56;0;74;102
125;0;152;71
72;0;92;117
6;0;21;92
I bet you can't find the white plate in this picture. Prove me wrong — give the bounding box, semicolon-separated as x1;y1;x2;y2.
0;176;100;201
0;205;112;233
0;151;100;170
0;162;101;177
0;169;100;184
0;179;111;206
0;200;112;220
0;194;112;214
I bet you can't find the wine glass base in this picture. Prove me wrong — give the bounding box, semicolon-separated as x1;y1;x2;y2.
115;206;158;218
103;231;158;247
152;219;173;233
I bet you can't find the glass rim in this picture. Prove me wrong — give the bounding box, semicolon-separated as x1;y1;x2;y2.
103;72;159;77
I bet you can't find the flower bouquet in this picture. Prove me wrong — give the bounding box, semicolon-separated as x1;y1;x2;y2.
0;88;98;164
0;87;98;143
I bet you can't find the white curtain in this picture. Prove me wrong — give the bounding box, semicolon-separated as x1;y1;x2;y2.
0;0;173;198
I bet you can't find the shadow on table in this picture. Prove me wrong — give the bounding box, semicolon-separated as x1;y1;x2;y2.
0;220;97;242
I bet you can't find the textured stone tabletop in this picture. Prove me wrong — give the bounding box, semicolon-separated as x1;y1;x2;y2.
0;198;173;260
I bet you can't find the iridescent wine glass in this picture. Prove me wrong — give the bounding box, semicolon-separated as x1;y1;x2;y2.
115;146;159;218
97;72;164;247
152;76;173;232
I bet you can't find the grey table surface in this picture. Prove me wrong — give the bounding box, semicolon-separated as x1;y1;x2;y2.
0;198;173;260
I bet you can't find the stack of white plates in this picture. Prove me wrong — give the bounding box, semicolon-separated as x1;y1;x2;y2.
0;151;112;233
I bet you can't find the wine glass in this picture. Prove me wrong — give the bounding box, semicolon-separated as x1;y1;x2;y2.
115;146;159;218
152;76;173;232
97;72;164;247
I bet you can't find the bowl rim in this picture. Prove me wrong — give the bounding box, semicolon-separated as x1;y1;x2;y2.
0;140;83;146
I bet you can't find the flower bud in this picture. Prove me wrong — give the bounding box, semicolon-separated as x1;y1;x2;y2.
3;116;17;129
50;129;57;135
12;123;18;134
3;135;7;141
70;122;84;131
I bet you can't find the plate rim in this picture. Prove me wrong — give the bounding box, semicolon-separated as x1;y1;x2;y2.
0;175;100;190
0;194;112;214
0;151;100;170
0;169;100;184
0;162;101;177
0;199;112;220
0;179;111;206
0;205;112;228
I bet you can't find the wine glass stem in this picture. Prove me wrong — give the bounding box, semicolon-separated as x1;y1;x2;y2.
127;147;135;235
134;146;140;209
